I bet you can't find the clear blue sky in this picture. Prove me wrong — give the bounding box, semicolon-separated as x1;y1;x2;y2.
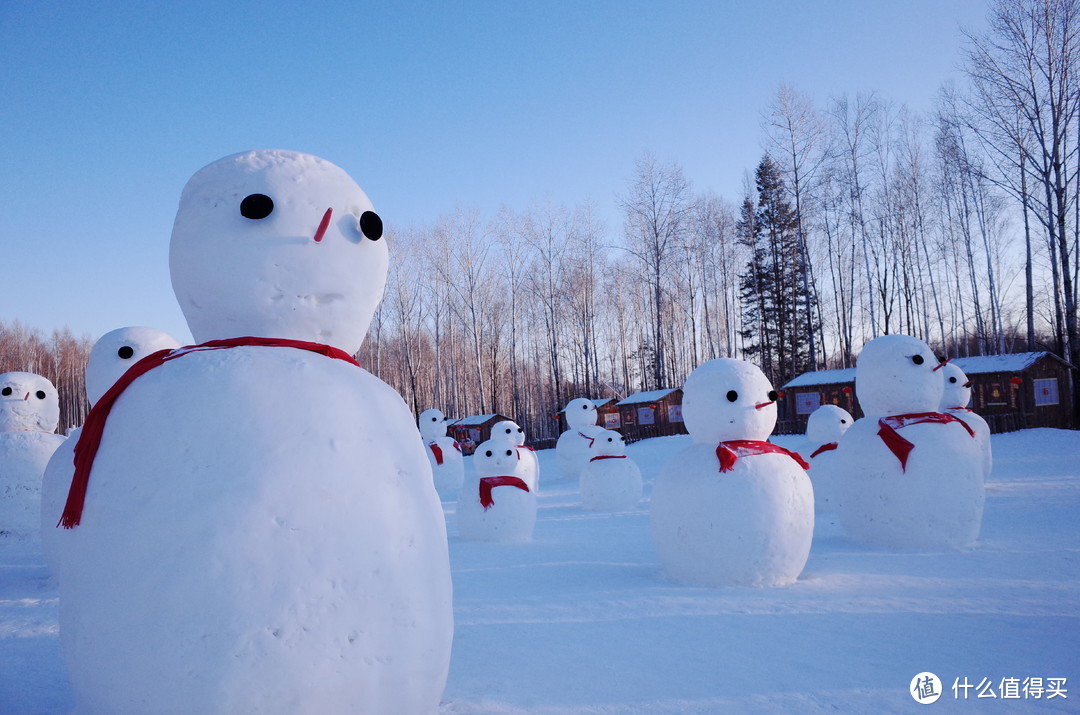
1;0;989;346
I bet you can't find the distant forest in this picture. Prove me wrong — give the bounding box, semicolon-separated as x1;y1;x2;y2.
3;0;1079;439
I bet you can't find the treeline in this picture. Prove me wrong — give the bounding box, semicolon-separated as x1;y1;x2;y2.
0;320;93;432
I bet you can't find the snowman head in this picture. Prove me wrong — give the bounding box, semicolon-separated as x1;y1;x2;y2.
491;420;525;446
0;372;60;433
419;408;447;440
473;439;519;477
593;429;626;457
169;150;388;355
86;327;180;405
855;334;943;416
681;358;778;444
805;404;853;445
564;398;597;430
939;362;973;410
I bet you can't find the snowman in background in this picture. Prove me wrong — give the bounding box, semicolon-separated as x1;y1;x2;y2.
419;408;464;493
58;150;453;714
40;326;179;577
939;362;992;477
0;372;65;544
803;404;853;514
490;419;539;491
833;335;983;550
457;438;536;542
650;358;814;587
556;398;606;482
579;429;642;511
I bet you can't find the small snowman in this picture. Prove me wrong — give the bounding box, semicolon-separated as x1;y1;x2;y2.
833;335;983;550
803;404;853;514
939;362;992;477
457;438;536;542
650;358;814;587
0;372;66;544
40;327;180;577
419;408;464;493
555;398;606;482
58;150;452;713
490;419;539;491
580;429;641;511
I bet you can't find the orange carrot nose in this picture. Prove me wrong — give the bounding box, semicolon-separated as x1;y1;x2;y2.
23;392;30;401
963;380;973;388
754;401;774;410
313;207;333;243
933;358;949;371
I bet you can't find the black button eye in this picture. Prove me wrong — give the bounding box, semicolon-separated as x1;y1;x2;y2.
484;450;492;457
726;390;738;402
431;417;438;422
607;437;613;442
768;390;778;401
582;404;588;409
359;211;383;240
117;346;135;359
240;193;274;220
912;354;925;365
35;390;46;399
841;419;847;424
505;449;513;456
505;428;512;434
1;387;11;396
949;376;957;383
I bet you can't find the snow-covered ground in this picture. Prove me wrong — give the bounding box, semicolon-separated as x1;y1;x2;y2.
3;428;1078;713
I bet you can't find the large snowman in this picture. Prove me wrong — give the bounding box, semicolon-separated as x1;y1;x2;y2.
939;362;992;477
40;326;179;577
555;397;606;482
58;150;453;714
419;408;464;493
833;335;984;550
0;372;65;544
650;358;814;587
490;418;539;491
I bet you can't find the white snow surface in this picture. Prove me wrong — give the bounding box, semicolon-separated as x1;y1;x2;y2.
3;428;1079;713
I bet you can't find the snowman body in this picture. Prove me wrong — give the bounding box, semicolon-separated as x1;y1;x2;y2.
580;429;642;511
61;347;453;714
650;359;814;587
457;439;535;542
490;419;539;491
834;335;984;550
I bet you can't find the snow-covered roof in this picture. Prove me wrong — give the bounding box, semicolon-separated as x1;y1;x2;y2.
783;368;855;389
951;351;1054;374
616;388;679;405
447;413;508;426
783;351;1062;389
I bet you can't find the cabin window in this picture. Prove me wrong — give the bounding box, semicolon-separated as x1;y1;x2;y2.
603;412;621;428
795;391;821;415
637;406;655;425
1033;378;1059;406
668;404;683;422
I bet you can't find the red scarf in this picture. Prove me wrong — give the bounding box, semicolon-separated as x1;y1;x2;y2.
429;442;444;465
577;431;596;447
515;445;535;460
810;442;838;459
478;476;530;509
590;455;626;462
60;337;361;529
715;440;810;472
877;412;975;472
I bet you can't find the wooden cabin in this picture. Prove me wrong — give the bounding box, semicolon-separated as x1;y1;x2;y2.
599;388;688;443
780;350;1076;434
446;413;512;455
